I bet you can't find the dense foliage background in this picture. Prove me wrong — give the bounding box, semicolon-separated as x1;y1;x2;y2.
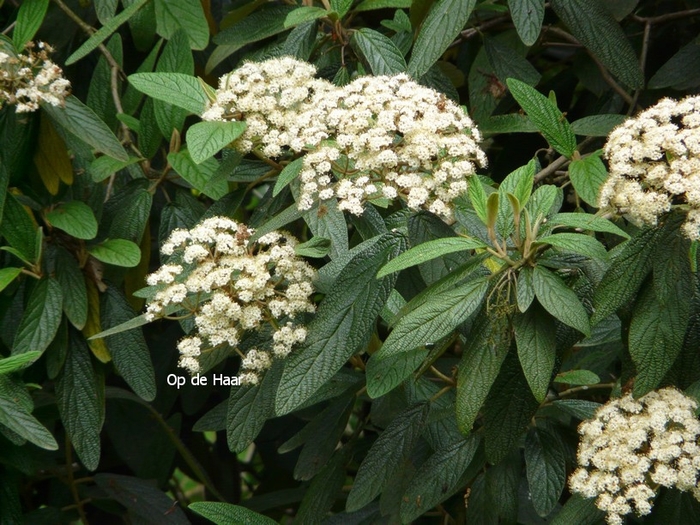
1;0;700;523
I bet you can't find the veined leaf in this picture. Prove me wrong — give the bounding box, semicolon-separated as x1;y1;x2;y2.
571;114;626;137
508;0;544;46
153;0;209;50
549;213;629;239
649;35;700;90
407;0;477;79
551;0;643;88
366;347;426;399
46;201;98;240
33;114;73;195
554;369;601;385
355;0;412;11
514;304;556;402
552;399;601;420
54;248;88;330
13;278;63;355
485;37;541;86
127;72;209;115
0;351;41;375
273;157;303;197
0;381;58;450
1;193;37;263
536;233;609;261
88;239;141;267
480;113;539;135
347;403;428;511
551;494;605;525
377;237;485;278
0;268;21;293
214;5;296;46
168;150;228;200
13;0;49;50
66;0;150;64
568;154;608;207
533;266;590;336
352;28;407;75
284;6;328;28
294;237;331;258
517;266;535;312
525;425;567;517
185;121;247;164
468;177;489;224
507;78;577;157
189;502;277;525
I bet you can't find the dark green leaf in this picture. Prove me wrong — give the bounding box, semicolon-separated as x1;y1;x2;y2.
46;201;98;240
66;0;150;64
44;96;128;161
128;72;209;115
13;0;49;50
54;248;88;329
551;494;605;525
273;157;303;197
294;236;331;258
168;150;228;200
508;0;544;46
88;155;142;182
554;369;601;385
550;0;643;88
214;5;296;46
282;20;318;61
0;267;21;293
284;6;328;28
525;425;567;517
0;379;57;450
550;213;629;239
468;176;489;224
296;450;348;524
537;233;609;261
507;78;577;157
189;502;277;525
377;237;485;278
1;193;37;262
480;113;539;135
346;403;428;511
352;28;407;75
366;347;425;399
153;31;192;139
552;399;601;420
275;234;403;414
568;154;608;207
13;278;63;355
355;0;412;10
95;0;118;24
88;239;141;267
485;37;541;86
570;114;626;137
153;0;209;50
186;121;247;164
56;331;102;470
649;35;700;89
533;266;590;336
456;310;511;433
407;0;477;78
517;266;535;312
514;304;556;402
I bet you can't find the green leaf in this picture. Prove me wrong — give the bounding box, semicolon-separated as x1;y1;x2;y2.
227;364;281;452
568;154;608;207
88;155;142;182
480;113;539;135
88;239;141;268
549;213;629;239
54;248;88;330
275;234;403;415
525;184;560;222
355;0;412;11
284;6;328;28
13;278;63;355
366;347;425;399
43;96;128;161
377;277;488;359
407;0;477;78
649;35;700;90
550;0;643;88
189;502;277;525
153;31;193;139
273;157;303;197
13;0;49;50
56;331;103;470
296;450;348;523
551;494;605;525
214;5;296;46
186;121;247;164
552;399;601;420
484;37;541;86
525;425;567;517
46;201;98;240
401;435;480;522
102;287;156;401
592;227;657;325
347;403;428;511
533;265;590;336
514;304;556;402
507;78;577;157
0;267;21;293
537;233;608;261
456;311;511;433
168;150;228;200
554;369;601;385
66;0;150;65
95;0;118;24
570;114;626;137
0;193;37;263
0;351;41;375
352;28;407;75
0;379;58;450
517;266;535;312
88;313;150;339
377;237;485;278
468;177;489;224
127;72;209;115
294;236;331;258
508;0;544;46
154;0;209;50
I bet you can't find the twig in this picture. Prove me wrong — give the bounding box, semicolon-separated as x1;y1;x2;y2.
544;26;634;106
2;21;16;35
65;435;90;525
628;20;652;114
452;14;511;45
534;155;569;183
632;8;700;25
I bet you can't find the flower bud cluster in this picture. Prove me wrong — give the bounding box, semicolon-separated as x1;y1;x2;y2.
145;217;316;384
569;388;700;525
202;57;486;221
599;96;700;239
0;42;71;113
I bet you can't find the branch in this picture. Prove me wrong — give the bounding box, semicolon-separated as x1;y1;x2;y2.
632;8;700;25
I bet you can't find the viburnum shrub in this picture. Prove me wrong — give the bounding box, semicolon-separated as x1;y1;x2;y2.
2;2;700;524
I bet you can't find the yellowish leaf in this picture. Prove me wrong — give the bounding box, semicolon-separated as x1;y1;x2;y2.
34;114;73;195
82;279;111;363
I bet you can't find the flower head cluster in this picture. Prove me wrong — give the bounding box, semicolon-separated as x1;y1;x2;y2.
145;217;316;384
202;58;486;221
599;96;700;239
0;42;71;113
569;388;700;525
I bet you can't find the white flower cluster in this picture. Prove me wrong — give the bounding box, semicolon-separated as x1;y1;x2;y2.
599;96;700;239
569;388;700;525
0;42;71;113
202;57;486;220
145;217;316;384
